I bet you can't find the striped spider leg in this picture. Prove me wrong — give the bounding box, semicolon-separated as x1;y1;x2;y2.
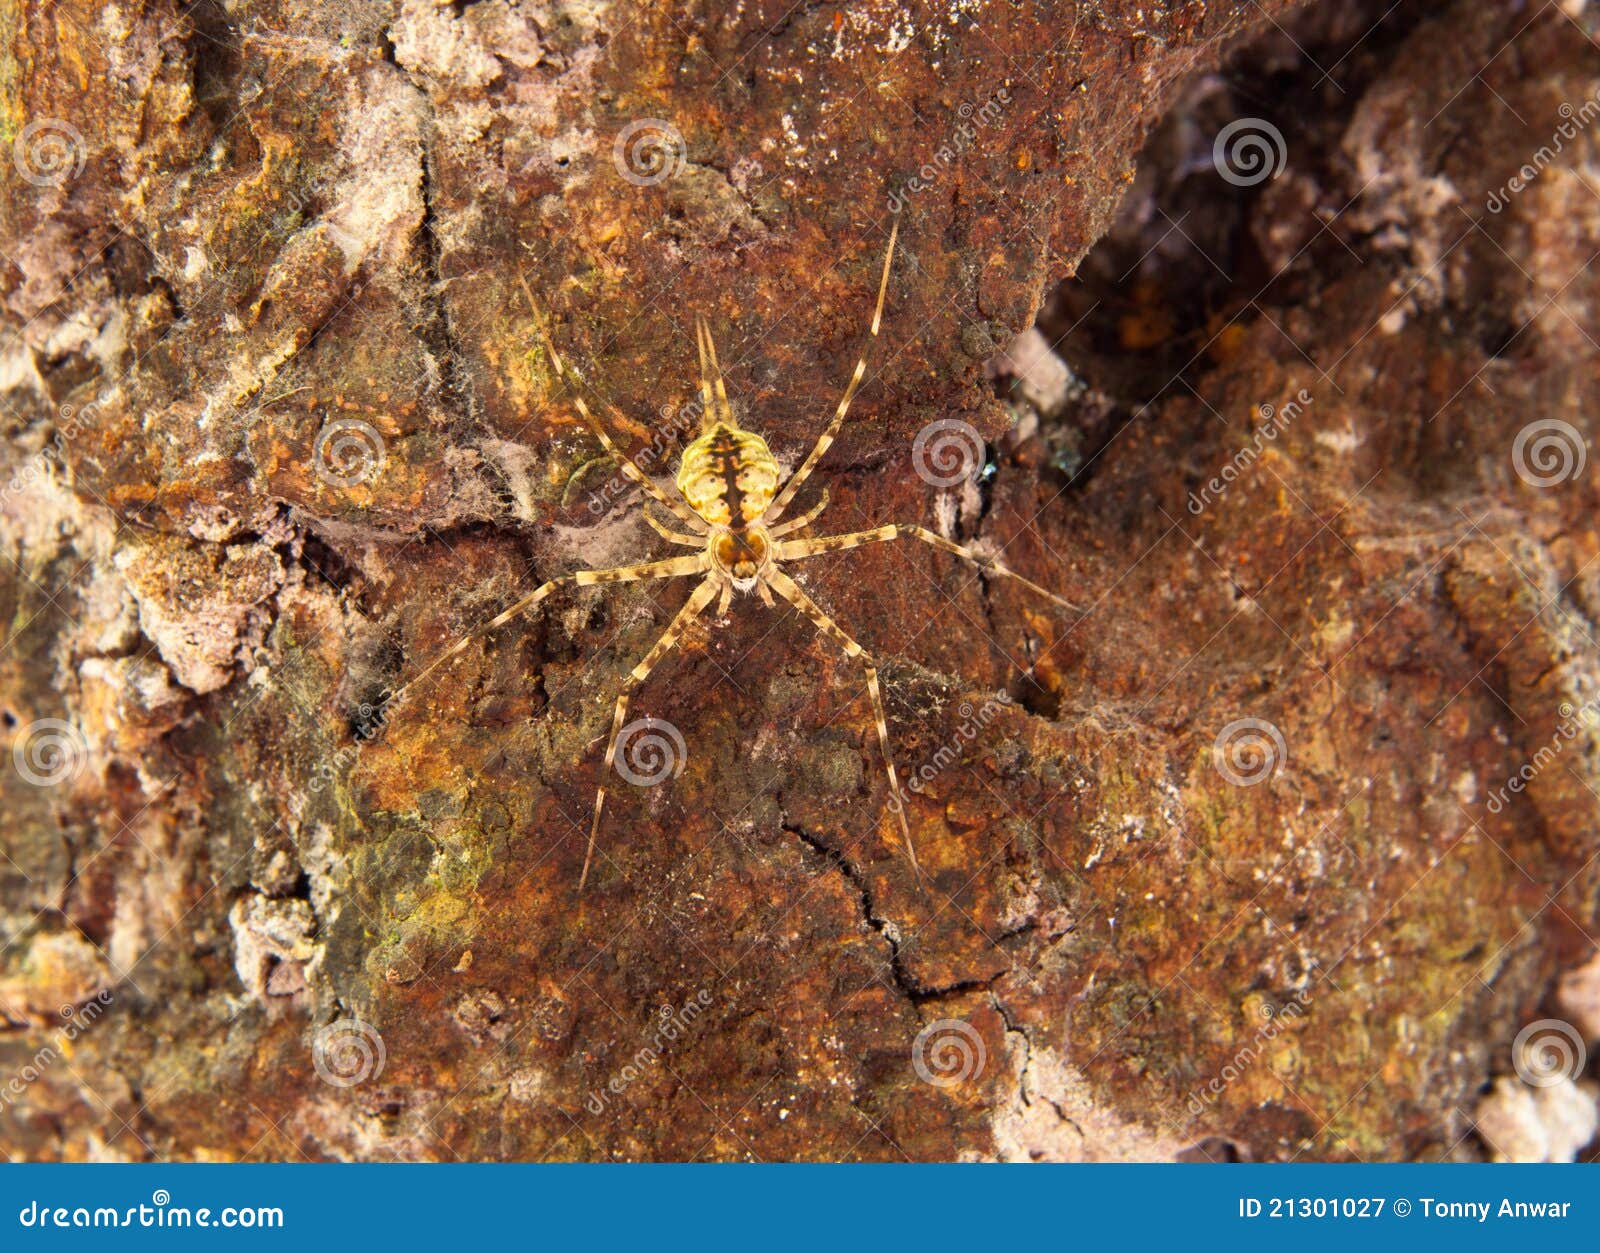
518;273;709;538
390;286;719;888
773;525;1077;614
388;532;718;891
586;573;720;889
387;551;709;712
762;217;899;522
748;217;1076;879
763;525;1077;880
761;565;923;877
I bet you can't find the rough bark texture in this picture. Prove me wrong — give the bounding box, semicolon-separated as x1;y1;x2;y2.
2;0;1598;1162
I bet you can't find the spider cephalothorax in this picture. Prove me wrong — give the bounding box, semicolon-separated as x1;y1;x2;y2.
708;527;771;594
400;219;1074;889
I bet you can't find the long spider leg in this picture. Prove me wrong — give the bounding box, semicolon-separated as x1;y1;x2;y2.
390;553;709;710
642;506;706;547
773;525;1079;613
764;216;899;524
766;488;830;538
696;315;736;427
586;574;722;891
521;274;707;533
762;567;922;881
693;315;718;431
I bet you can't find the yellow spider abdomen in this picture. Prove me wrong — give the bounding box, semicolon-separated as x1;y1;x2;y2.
676;423;779;527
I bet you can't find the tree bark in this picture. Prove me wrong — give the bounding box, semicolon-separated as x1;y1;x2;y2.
1;0;1597;1162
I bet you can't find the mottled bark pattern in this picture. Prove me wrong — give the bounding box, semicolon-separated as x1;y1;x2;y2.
1;0;1597;1162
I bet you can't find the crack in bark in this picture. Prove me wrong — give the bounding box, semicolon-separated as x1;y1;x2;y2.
405;73;473;434
991;989;1034;1110
782;815;1005;1005
781;816;918;1002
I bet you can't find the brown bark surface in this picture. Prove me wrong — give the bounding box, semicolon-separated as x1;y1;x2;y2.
2;0;1598;1161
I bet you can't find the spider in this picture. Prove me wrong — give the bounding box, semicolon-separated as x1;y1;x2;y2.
394;220;1074;889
